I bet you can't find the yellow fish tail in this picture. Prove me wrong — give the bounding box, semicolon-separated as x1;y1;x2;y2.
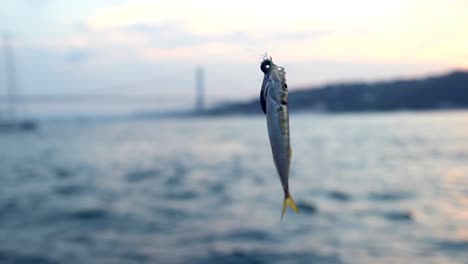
281;193;300;219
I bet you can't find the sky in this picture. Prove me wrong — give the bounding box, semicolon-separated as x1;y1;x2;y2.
1;0;468;115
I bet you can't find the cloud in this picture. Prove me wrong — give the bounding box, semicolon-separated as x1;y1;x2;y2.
117;22;331;49
72;0;468;67
37;20;326;64
22;0;48;8
121;22;207;48
268;31;332;41
64;49;94;64
121;23;181;34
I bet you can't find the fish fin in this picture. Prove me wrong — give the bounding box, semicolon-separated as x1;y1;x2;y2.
281;193;300;220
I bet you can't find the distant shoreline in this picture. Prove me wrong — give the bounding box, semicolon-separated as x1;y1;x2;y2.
201;70;468;116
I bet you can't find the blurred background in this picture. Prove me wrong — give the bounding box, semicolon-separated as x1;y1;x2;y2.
1;0;468;263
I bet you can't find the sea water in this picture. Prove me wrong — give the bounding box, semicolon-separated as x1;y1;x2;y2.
1;111;467;263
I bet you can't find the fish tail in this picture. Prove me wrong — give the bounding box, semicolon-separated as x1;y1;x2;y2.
281;192;300;219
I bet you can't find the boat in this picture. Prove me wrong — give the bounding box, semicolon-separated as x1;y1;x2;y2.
0;33;38;132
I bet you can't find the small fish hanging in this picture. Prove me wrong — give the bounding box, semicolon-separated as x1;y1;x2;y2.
259;55;299;219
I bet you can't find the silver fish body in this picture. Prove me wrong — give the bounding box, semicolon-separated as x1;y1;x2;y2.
260;57;299;218
265;65;290;192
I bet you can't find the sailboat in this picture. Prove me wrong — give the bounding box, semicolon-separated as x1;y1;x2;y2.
1;33;37;132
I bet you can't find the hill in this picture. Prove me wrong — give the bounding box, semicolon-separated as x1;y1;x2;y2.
207;70;468;115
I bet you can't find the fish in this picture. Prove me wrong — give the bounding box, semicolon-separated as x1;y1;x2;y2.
259;56;299;219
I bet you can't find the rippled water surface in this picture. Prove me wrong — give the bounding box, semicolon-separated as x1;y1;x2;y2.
1;111;468;263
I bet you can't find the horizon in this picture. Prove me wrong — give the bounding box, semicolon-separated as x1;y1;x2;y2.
0;66;467;119
0;68;465;119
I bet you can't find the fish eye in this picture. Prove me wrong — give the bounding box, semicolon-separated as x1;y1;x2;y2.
261;60;271;74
